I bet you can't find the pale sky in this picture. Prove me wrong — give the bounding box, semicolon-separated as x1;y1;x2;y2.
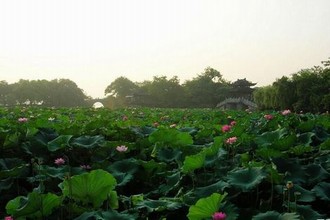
0;0;329;98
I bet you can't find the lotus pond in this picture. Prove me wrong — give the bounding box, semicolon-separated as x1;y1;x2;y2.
0;107;329;219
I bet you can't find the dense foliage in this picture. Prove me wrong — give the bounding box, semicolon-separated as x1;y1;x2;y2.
253;59;330;113
0;107;329;219
0;79;88;107
104;67;232;108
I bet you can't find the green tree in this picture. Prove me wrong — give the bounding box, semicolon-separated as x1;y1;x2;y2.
0;81;11;106
253;85;278;110
104;77;139;108
105;77;138;98
183;67;229;107
273;76;296;110
140;76;184;107
46;79;87;107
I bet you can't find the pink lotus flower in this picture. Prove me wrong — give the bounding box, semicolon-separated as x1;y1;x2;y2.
226;136;237;145
116;145;128;152
18;117;28;122
281;109;291;115
5;216;14;220
264;114;273;120
230;121;236;126
54;158;65;165
221;125;231;132
212;212;227;220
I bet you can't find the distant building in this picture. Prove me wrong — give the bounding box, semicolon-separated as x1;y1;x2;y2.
216;97;257;110
216;78;258;110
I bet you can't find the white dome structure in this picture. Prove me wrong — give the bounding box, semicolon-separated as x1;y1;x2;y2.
92;102;104;108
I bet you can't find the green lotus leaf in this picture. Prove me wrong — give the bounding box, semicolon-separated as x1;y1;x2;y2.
187;192;227;220
312;182;330;201
296;205;325;220
0;158;29;179
158;172;181;195
74;210;135;220
3;132;19;148
272;158;306;184
42;165;70;180
47;135;73;151
0;178;13;193
193;180;229;198
256;147;283;159
297;120;315;132
157;147;183;162
272;134;297;151
61;169;117;208
135;198;182;213
71;135;105;149
227;167;266;192
109;190;119;209
256;128;287;147
297;132;315;146
320;138;330;150
292;184;316;202
130;126;157;137
314;125;329;141
252;211;280;219
182;152;206;174
139;159;167;175
149;128;193;147
179;127;199;135
314;155;330;171
290;145;313;156
6;191;61;218
304;164;330;185
219;202;239;220
252;211;300;220
107;159;139;186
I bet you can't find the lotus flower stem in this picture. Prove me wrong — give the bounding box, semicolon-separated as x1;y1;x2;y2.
287;188;290;212
270;171;274;209
255;185;259;209
282;187;287;212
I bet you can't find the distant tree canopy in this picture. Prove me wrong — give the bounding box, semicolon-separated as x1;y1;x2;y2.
2;59;329;112
103;67;234;108
0;79;88;107
253;58;330;113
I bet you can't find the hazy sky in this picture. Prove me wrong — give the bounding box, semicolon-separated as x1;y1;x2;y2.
0;0;329;98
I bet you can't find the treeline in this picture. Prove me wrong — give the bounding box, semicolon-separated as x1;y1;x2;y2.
0;67;233;108
103;67;232;108
0;79;88;107
253;59;330;113
1;59;329;112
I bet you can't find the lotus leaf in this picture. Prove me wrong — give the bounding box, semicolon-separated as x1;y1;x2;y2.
252;211;300;220
182;152;206;174
71;135;105;149
193;180;229;198
312;182;330;201
149;128;193;147
61;169;117;208
107;159;139;186
304;164;330;185
187;192;227;220
74;210;135;220
296;205;325;220
227;167;266;192
5;191;61;218
47;135;73;151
